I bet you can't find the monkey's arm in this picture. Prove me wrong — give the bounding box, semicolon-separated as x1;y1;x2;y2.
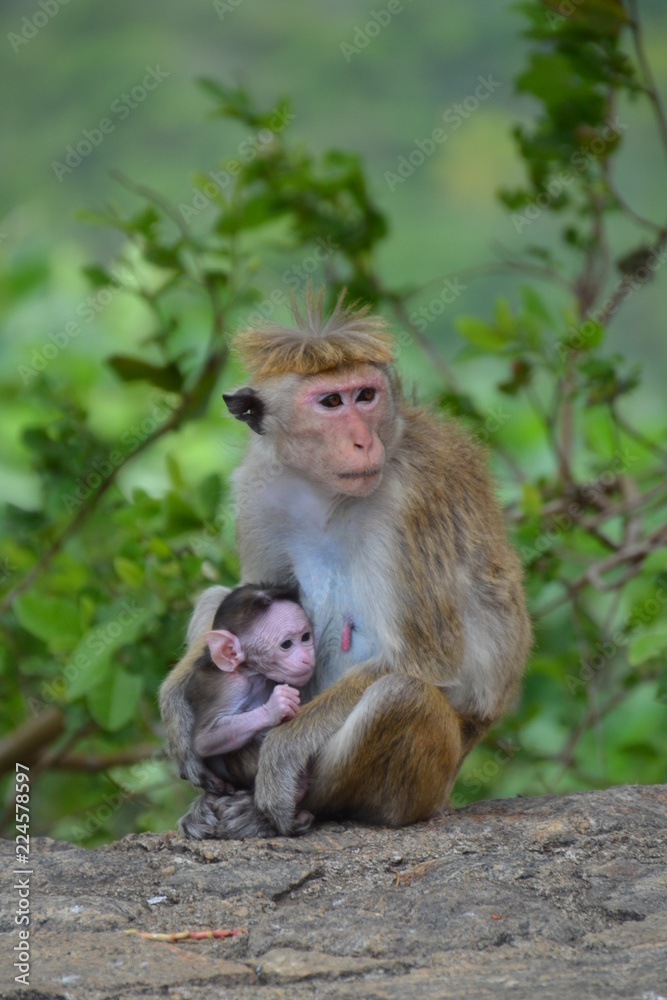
197;682;302;755
195;706;272;756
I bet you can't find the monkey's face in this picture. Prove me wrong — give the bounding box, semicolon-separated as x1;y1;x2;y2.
246;601;315;686
279;366;391;497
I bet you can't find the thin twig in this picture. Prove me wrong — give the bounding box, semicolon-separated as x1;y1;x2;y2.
49;744;161;771
628;1;667;166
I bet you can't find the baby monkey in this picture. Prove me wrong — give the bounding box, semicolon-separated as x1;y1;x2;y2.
181;583;315;837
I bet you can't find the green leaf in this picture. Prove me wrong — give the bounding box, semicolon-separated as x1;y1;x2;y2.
641;548;667;575
494;297;516;335
65;593;164;701
163;492;202;534
456;317;508;350
577;320;605;351
108;355;185;393
628;627;667;667
14;594;81;651
81;264;112;288
144;243;182;270
521;482;543;518
113;557;144;589
166;454;187;492
131;206;160;237
88;668;143;731
521;285;554;328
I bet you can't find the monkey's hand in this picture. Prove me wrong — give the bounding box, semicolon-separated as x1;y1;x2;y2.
265;684;301;725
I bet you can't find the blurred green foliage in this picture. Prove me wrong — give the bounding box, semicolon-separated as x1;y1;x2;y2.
1;0;666;844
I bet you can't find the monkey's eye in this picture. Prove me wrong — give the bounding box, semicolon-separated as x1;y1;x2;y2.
356;387;376;403
280;639;293;650
320;393;343;408
301;632;311;643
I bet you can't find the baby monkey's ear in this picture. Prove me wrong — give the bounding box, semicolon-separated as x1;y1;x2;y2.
204;630;245;671
223;387;265;434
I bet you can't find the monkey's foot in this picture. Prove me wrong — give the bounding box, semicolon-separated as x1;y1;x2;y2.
178;792;221;840
178;791;313;840
212;792;314;840
212;792;280;839
293;810;314;834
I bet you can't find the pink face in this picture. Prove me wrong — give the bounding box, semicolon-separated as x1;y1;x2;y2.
284;366;391;497
246;601;315;686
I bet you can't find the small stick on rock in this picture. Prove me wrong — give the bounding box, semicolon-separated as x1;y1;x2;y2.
125;928;247;942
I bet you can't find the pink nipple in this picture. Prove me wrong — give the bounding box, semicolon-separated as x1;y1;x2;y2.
341;618;352;652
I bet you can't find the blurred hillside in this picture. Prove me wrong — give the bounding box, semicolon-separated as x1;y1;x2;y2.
1;0;666;398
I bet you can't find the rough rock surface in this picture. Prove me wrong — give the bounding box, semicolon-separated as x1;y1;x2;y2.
1;783;666;999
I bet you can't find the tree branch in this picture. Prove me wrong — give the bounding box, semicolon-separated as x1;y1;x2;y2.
49;744;161;771
0;707;65;775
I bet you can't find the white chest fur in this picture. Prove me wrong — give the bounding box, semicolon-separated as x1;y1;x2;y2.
241;468;401;691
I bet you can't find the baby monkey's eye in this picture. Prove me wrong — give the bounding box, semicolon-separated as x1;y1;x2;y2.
280;639;293;650
302;632;311;643
356;387;376;402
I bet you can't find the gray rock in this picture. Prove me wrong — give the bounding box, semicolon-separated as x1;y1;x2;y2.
0;783;665;999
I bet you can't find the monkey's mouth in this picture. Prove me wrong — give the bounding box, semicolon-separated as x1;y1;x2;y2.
336;467;382;480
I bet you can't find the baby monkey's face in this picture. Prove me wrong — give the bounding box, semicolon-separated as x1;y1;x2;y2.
246;601;315;686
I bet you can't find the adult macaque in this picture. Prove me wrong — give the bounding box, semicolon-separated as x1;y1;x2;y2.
179;583;315;838
160;290;531;838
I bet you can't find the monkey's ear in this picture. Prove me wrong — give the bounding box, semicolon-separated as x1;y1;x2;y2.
204;630;244;672
222;387;265;435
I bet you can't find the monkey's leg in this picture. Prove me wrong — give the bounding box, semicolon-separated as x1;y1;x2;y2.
178;792;222;840
305;675;463;826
